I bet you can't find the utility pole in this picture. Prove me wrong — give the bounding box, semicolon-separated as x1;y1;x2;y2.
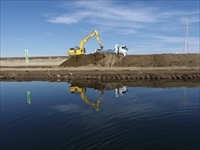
183;21;190;53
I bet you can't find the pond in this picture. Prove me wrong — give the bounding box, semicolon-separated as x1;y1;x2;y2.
1;81;199;149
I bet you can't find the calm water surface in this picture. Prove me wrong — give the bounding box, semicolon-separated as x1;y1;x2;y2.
1;81;199;149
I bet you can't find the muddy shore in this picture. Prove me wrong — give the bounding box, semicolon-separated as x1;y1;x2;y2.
1;67;200;82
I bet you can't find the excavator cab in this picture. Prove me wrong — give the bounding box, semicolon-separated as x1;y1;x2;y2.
69;85;104;111
68;47;86;56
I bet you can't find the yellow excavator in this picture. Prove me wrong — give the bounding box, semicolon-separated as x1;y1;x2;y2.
69;85;104;111
67;29;103;56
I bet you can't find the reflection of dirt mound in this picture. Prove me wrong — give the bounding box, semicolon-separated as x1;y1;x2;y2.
69;81;200;89
60;53;200;67
71;82;124;90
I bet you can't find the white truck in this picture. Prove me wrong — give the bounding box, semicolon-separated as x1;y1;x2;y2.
95;44;128;56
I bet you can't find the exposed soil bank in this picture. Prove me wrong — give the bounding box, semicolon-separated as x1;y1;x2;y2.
1;75;199;89
60;53;200;67
1;53;199;82
1;69;200;82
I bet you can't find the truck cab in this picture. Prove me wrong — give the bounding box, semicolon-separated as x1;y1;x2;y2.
114;44;128;56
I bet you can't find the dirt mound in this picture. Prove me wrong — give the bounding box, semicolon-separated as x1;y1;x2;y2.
60;53;105;67
60;53;200;67
115;54;200;67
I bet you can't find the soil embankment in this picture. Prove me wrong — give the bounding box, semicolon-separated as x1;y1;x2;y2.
60;53;200;67
1;53;200;82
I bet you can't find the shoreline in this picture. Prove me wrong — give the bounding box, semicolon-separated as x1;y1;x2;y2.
1;54;199;82
1;66;200;82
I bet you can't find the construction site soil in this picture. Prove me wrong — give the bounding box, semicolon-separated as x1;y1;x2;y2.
60;53;200;67
1;53;200;83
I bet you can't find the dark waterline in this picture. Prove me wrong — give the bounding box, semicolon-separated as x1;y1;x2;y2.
1;81;199;149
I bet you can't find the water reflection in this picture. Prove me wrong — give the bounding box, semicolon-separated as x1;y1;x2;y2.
1;81;199;149
115;86;128;97
27;90;31;104
68;83;130;111
69;85;104;111
66;81;200;112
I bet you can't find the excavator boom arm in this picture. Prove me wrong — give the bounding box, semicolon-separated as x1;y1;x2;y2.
79;30;103;50
70;86;104;111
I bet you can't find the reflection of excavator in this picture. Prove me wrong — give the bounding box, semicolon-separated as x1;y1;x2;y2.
69;85;104;111
67;29;103;56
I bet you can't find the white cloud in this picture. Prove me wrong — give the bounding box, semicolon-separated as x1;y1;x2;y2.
152;36;199;45
45;1;199;36
47;11;91;24
152;36;184;43
130;35;199;54
159;10;199;18
44;32;52;35
17;38;33;41
47;1;160;25
179;17;200;23
47;15;79;24
46;1;160;31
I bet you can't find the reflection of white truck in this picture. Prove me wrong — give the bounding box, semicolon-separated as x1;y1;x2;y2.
95;44;128;56
115;86;128;97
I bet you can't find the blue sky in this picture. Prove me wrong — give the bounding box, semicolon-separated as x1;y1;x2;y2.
1;0;199;57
